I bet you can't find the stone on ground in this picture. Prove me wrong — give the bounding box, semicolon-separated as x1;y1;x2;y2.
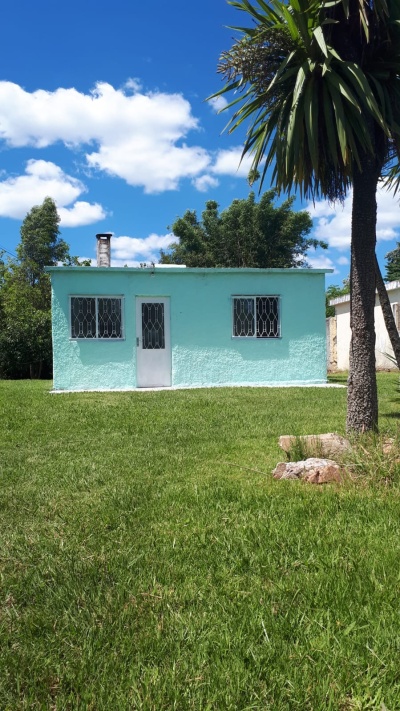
272;458;343;484
278;433;351;458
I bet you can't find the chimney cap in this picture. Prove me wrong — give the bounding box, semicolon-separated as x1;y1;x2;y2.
96;232;113;239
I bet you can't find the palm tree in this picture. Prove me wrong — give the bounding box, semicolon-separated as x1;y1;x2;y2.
213;0;400;432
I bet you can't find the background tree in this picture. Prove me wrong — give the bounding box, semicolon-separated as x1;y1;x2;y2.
17;196;69;286
326;278;350;317
0;272;52;379
160;191;326;267
385;242;400;282
0;197;72;379
214;0;400;432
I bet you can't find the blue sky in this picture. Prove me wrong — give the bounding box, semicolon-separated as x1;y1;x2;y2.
0;0;399;286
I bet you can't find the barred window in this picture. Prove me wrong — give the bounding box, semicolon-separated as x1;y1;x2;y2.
233;296;280;338
142;302;165;349
70;297;123;339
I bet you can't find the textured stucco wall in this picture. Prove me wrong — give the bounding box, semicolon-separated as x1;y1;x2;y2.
49;267;328;390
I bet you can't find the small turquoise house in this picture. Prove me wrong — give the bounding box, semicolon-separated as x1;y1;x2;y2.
47;235;330;391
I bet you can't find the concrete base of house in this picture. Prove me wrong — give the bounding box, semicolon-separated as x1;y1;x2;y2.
50;381;346;393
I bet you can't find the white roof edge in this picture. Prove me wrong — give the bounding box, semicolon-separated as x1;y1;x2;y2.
384;279;400;290
329;294;350;306
329;279;400;306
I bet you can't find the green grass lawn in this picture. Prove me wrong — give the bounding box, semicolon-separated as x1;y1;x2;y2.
1;375;400;710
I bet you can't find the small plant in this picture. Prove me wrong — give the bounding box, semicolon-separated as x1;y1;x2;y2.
382;351;400;390
343;429;400;487
284;435;328;461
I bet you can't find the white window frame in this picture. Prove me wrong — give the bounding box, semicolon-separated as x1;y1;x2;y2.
232;295;281;339
69;295;125;340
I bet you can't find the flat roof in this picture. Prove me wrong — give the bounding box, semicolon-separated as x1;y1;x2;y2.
46;266;333;275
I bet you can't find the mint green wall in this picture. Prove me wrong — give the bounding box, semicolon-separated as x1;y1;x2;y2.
49;267;328;390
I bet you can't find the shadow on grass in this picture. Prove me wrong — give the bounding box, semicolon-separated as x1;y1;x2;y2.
328;373;348;385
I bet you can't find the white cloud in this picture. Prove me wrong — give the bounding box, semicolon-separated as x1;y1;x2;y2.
211;147;253;178
337;256;349;265
307;196;351;249
0;159;106;225
191;149;256;191
111;233;176;266
0;81;260;195
0;80;212;193
123;77;142;93
58;201;107;227
307;255;338;273
377;228;397;239
0;81;257;194
308;185;400;249
192;174;220;192
87;140;210;193
208;95;228;112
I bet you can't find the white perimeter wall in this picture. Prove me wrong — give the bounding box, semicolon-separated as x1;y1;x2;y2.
334;285;400;370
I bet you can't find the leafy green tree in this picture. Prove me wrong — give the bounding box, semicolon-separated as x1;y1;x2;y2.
160;191;325;268
17;196;69;287
326;278;350;317
0;271;52;378
385;242;400;282
214;0;400;432
0;197;72;378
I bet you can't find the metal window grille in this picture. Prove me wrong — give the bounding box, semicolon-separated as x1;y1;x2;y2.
71;297;123;339
256;296;280;338
98;298;122;338
233;296;280;338
142;302;165;349
233;298;255;337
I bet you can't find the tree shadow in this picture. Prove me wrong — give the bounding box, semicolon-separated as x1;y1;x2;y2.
381;412;400;419
328;374;348;385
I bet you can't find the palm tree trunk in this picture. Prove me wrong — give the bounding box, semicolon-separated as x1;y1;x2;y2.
375;255;400;368
346;160;379;432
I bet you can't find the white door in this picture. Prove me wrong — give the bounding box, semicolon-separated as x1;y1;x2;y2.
136;297;171;387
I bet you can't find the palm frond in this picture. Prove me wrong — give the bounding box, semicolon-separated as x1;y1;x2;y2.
211;0;400;200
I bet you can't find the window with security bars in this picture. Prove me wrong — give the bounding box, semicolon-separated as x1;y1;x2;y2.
70;297;123;339
142;302;165;349
233;296;280;338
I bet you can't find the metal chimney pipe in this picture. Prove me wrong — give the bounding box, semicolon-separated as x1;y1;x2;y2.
96;233;112;267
